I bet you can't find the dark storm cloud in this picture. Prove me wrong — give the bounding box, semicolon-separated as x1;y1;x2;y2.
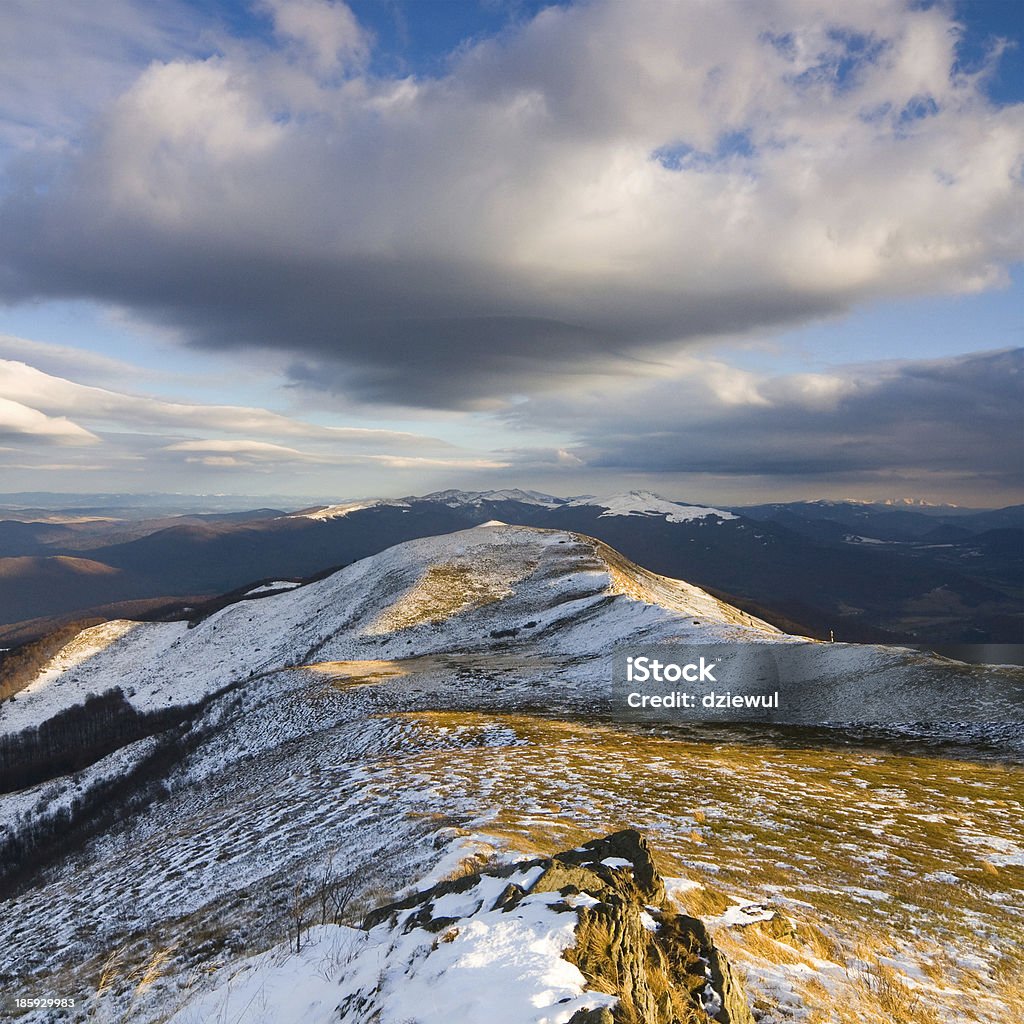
544;349;1023;488
0;212;839;409
0;1;1021;409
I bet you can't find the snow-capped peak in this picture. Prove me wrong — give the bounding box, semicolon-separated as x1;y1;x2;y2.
289;498;411;521
419;488;563;507
291;490;563;518
565;490;737;523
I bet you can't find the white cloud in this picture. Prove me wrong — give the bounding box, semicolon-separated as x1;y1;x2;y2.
261;0;369;74
0;0;1020;418
761;373;859;411
165;438;326;462
0;396;98;445
0;0;202;152
1;0;1019;408
362;454;511;470
0;355;516;488
166;445;511;472
0;332;151;385
186;455;250;468
0;462;108;471
0;359;447;447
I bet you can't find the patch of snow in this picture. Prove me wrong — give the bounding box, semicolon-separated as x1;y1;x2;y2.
838;886;891;902
717;902;777;927
244;581;300;595
422;489;563;508
566;490;737;523
167;874;618;1024
701;981;723;1018
961;833;1024;867
923;870;961;884
403;831;504;896
292;499;410;521
164;926;362;1024
664;877;703;903
565;892;602;910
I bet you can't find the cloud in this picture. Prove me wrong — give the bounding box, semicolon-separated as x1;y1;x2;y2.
360;454;510;470
184;455;250;468
165;438;323;459
260;0;370;74
0;0;1020;409
0;357;515;488
0;396;98;445
0;461;108;471
161;440;510;472
0;332;153;386
164;438;332;468
513;348;1024;497
0;0;202;154
0;359;447;447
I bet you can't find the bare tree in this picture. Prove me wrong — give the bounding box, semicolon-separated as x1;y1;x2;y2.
288;876;310;953
314;852;361;926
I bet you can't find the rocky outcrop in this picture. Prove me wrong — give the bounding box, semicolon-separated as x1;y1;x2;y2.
364;829;754;1024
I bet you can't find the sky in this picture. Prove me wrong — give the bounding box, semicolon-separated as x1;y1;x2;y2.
0;0;1022;507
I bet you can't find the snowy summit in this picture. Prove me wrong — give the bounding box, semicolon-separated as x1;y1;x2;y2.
565;490;737;523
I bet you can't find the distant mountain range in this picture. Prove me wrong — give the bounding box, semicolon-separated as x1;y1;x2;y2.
0;489;1020;647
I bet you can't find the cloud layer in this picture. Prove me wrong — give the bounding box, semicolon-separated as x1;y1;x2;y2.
0;396;98;446
511;348;1024;496
0;1;1021;503
0;0;1021;410
0;354;506;486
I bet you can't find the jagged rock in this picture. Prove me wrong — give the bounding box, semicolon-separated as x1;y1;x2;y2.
362;856;538;931
568;1008;615;1024
546;830;752;1024
364;828;755;1024
491;881;527;912
548;829;665;903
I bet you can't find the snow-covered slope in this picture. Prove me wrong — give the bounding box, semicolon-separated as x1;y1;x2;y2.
421;488;563;507
164;829;752;1024
0;525;774;738
289;489;562;521
291;498;412;520
566;490;737;523
165;863;612;1024
2;526;1022;1024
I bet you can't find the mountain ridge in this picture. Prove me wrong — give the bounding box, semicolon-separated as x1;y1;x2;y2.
1;489;1020;647
1;524;1022;1024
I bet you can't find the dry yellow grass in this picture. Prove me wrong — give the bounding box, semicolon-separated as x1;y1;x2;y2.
134;945;178;994
722;924;806;966
670;884;733;919
441;851;501;882
366;561;521;634
851;952;941;1024
795;921;844;963
96;945;127;996
379;708;1024;1024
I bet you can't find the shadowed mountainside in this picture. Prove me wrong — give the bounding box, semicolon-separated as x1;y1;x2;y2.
0;491;1020;646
